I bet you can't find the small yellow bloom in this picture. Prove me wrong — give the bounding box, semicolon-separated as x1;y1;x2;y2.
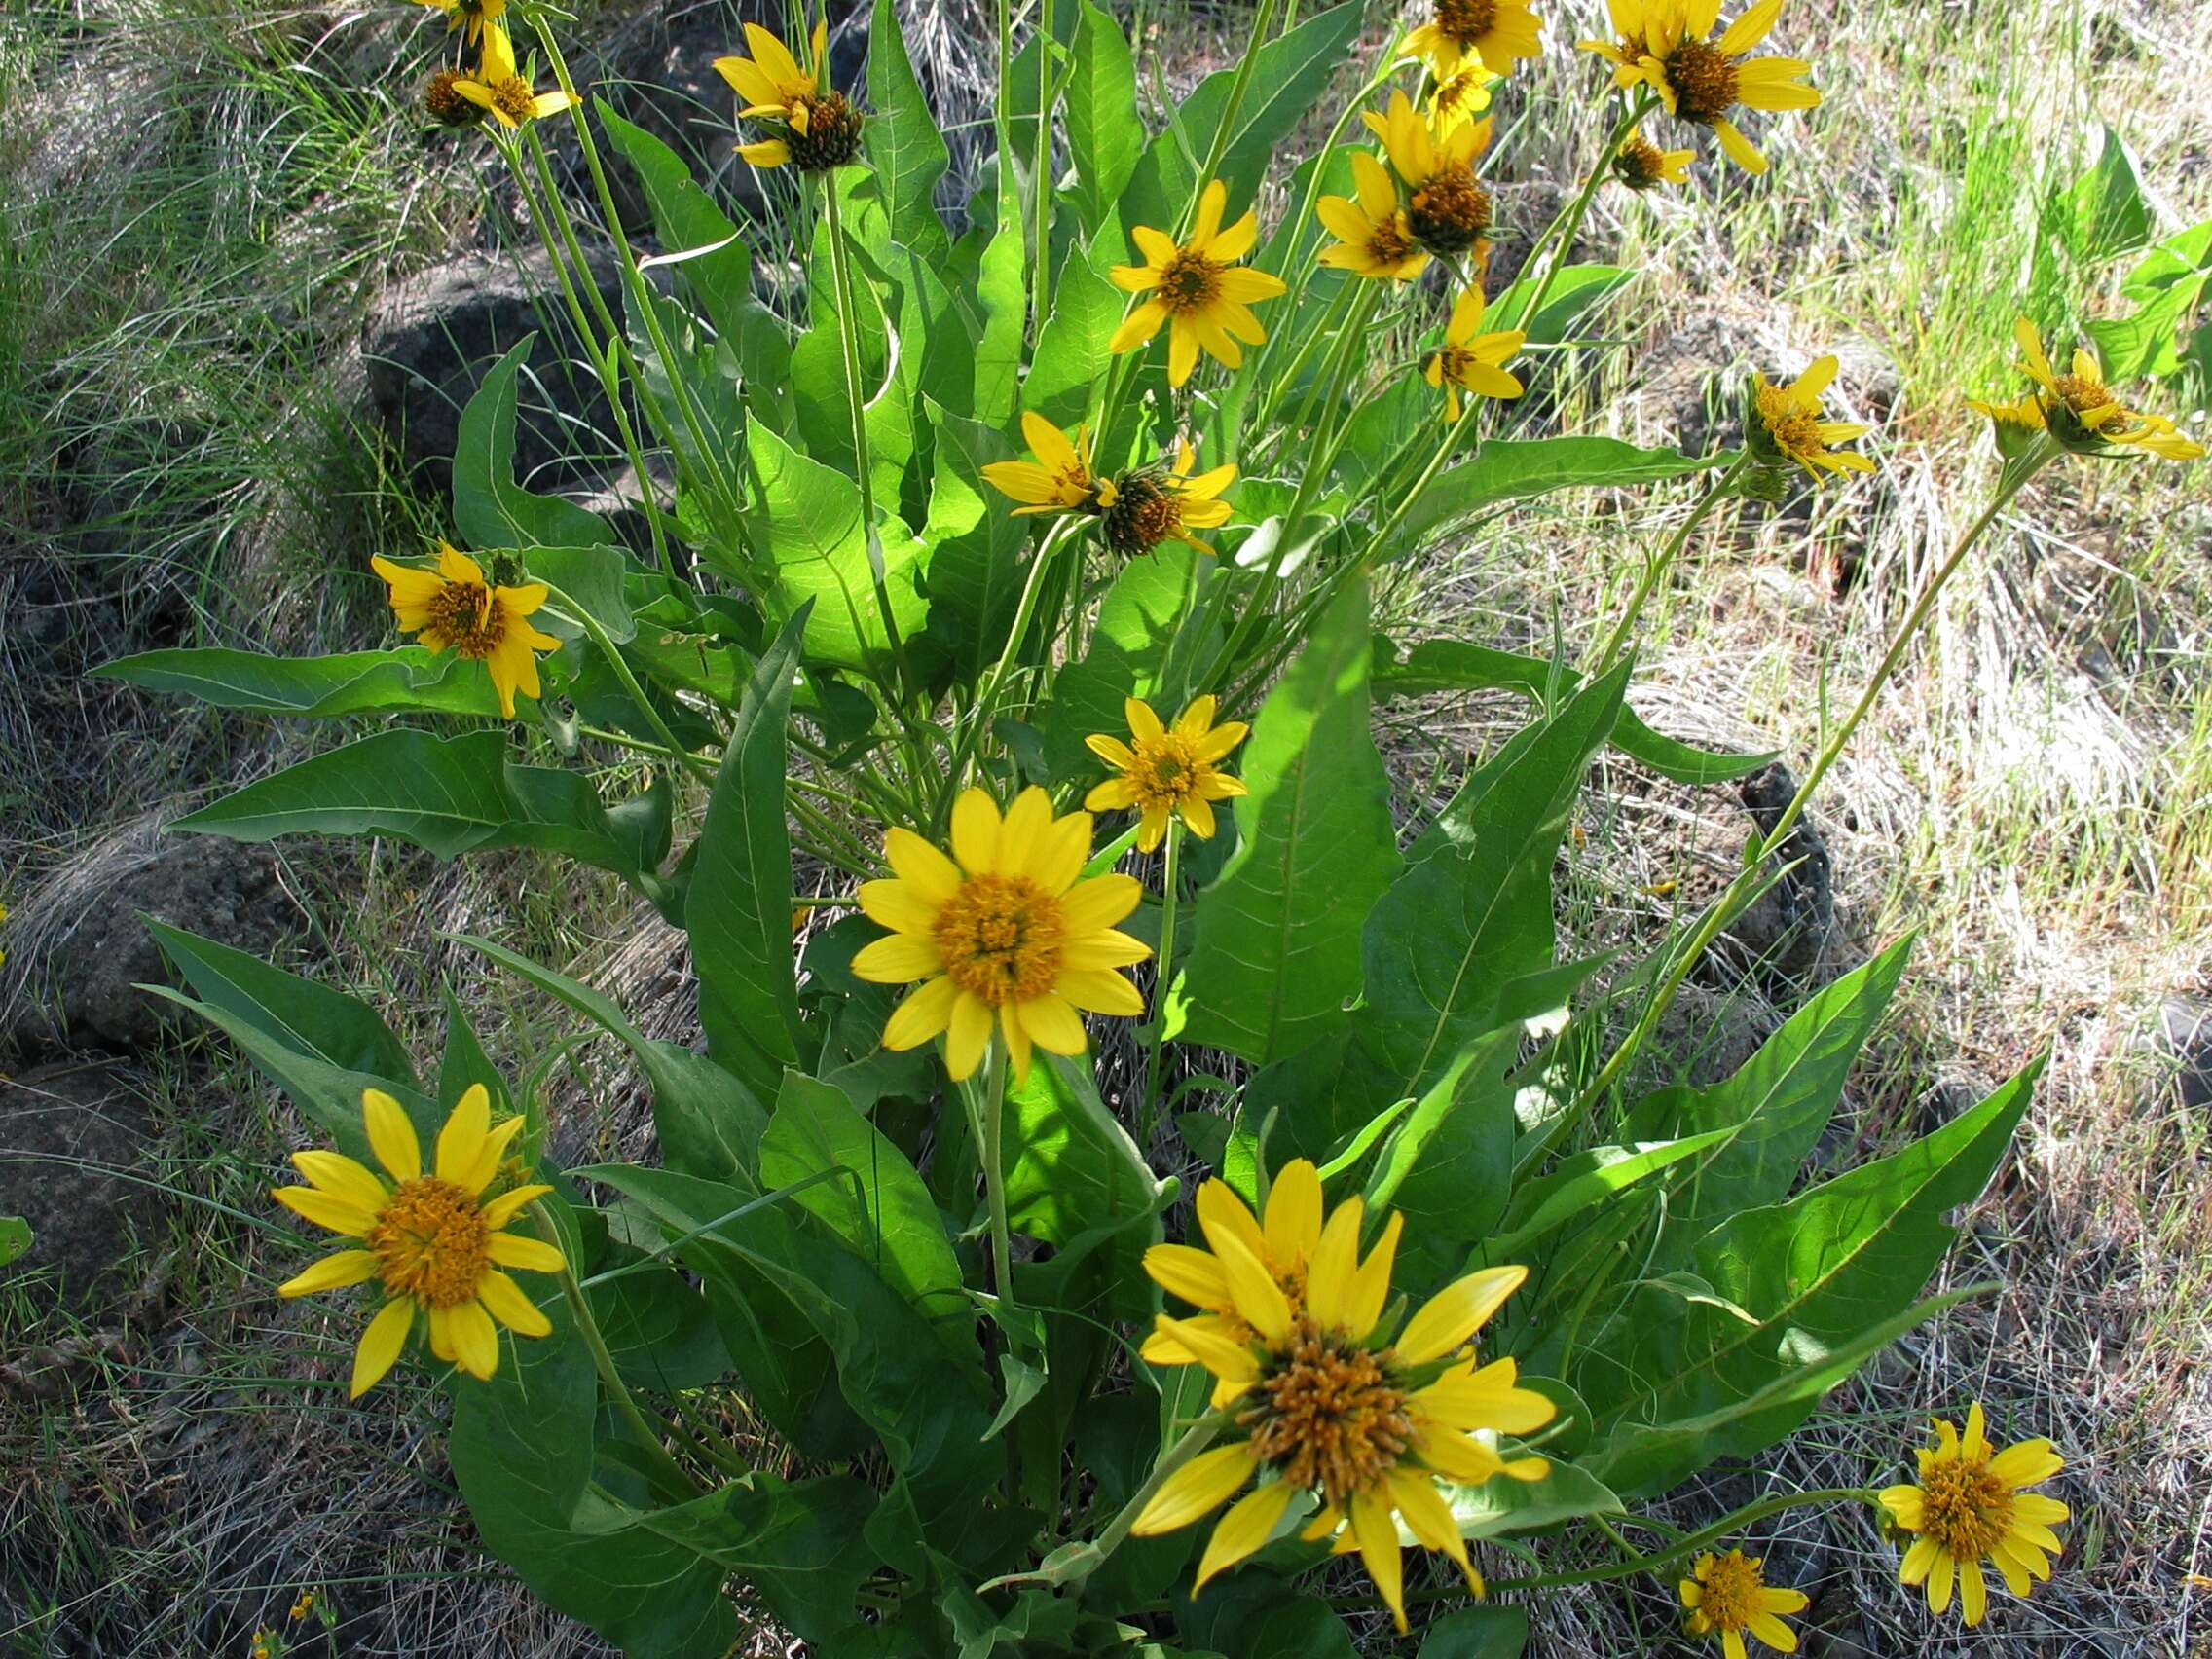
371;541;562;719
1085;695;1249;851
450;22;577;130
979;412;1106;516
1613;123;1694;190
2006;316;2206;461
1364;91;1495;260
1317;151;1430;282
272;1086;562;1396
1422;286;1526;422
1100;443;1236;557
1880;1403;2069;1626
714;19;863;170
1109;179;1288;387
414;0;504;47
1132;1161;1556;1633
851;788;1151;1083
1400;0;1544;79
1429;64;1498;131
1680;1548;1809;1659
1749;355;1875;480
1586;0;1819;175
287;1591;316;1622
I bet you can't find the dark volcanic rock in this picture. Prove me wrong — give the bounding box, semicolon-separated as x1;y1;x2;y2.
0;1062;165;1311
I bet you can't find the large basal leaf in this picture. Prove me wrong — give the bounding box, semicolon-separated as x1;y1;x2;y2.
1023;248;1123;431
918;400;1025;682
1389;437;1733;554
1173;580;1402;1065
453;338;617;551
864;0;951;259
93;645;504;718
972;203;1027;426
1576;1058;2042;1493
172;729;670;891
1443;1459;1623;1540
686;611;809;1099
448;1292;740;1656
1374;637;1776;786
741;423;928;672
643;1474;880;1645
1361;1029;1520;1258
2063;124;2154;265
1002;1054;1165;1319
1490;263;1633;345
1065;0;1140;229
1418;1607;1530;1659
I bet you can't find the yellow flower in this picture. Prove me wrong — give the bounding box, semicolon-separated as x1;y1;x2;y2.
714;19;863;170
1400;0;1544;79
414;0;504;47
1592;0;1819;175
1613;123;1694;190
450;22;576;129
1364;91;1495;259
1109;179;1288;387
1131;1161;1556;1633
852;788;1151;1083
1100;442;1236;557
1880;1403;2069;1626
272;1086;562;1396
372;541;561;719
1680;1548;1809;1659
1085;695;1249;851
1749;355;1874;479
2007;316;2206;461
979;412;1106;516
1317;151;1430;282
1429;64;1498;131
1422;286;1526;422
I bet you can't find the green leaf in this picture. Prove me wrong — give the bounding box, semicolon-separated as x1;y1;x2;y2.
0;1217;28;1268
172;729;668;890
642;1474;879;1644
1362;1030;1519;1251
590;1257;729;1391
1443;1460;1623;1540
1392;437;1732;552
686;611;809;1099
742;423;928;672
973;204;1027;425
2064;124;2155;265
453;339;616;550
1485;1130;1736;1259
1418;1607;1529;1659
438;985;508;1119
1024;249;1123;430
865;0;951;258
92;645;505;718
1374;637;1776;786
1175;578;1402;1065
534;543;637;643
2091;219;2212;379
1002;1054;1165;1317
918;401;1025;682
1066;0;1141;229
1041;540;1222;780
448;1292;740;1655
1491;264;1633;345
760;1072;973;1361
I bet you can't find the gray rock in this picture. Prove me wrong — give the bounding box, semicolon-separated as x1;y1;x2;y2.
2;817;300;1052
0;1062;165;1312
360;244;626;495
2143;993;2212;1111
1721;761;1838;987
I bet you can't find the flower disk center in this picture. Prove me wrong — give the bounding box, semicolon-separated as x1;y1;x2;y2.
1691;1553;1768;1633
486;75;537;123
1614;134;1668;189
1241;1320;1415;1507
1408;165;1493;255
368;1177;491;1309
2050;373;2109;416
1102;475;1184;555
1157;251;1225;314
1365;212;1419;268
784;90;866;169
1754;386;1824;461
427;580;507;658
932;874;1066;1007
1665;39;1741;125
1918;1458;2016;1561
1433;0;1499;45
1128;732;1203;809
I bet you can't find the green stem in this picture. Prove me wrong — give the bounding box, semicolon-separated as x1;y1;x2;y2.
978;1041;1016;1323
547;587;716;785
1140;820;1183;1144
939;518;1081;822
1500;92;1653;339
1587;452;1750;677
1031;0;1057;331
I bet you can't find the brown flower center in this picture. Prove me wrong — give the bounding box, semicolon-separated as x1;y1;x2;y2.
485;74;537;123
1428;345;1477;387
2050;373;2111;416
1409;164;1493;255
1753;385;1824;461
1156;249;1225;315
424;69;485;127
1240;1318;1415;1507
368;1177;491;1309
1918;1457;2016;1562
1432;68;1490;121
1613;134;1668;189
1365;212;1419;269
1690;1552;1768;1634
932;874;1066;1006
1125;731;1206;809
1433;0;1499;48
1102;474;1184;555
784;90;865;170
426;580;508;658
1665;39;1741;125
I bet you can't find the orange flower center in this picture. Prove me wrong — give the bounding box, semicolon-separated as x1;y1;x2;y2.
1125;731;1206;810
1434;0;1499;46
485;74;537;123
1614;133;1668;188
2050;373;2111;416
932;874;1066;1006
424;69;484;126
1157;250;1225;314
1102;474;1184;555
1665;39;1741;125
1408;164;1492;254
1364;211;1419;269
1240;1318;1415;1506
1689;1552;1768;1634
1754;385;1825;461
1917;1456;2016;1561
425;579;508;658
368;1177;491;1309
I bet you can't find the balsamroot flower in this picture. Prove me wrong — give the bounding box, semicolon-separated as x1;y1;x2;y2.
1084;695;1249;850
1365;91;1494;260
1100;443;1235;557
1613;123;1694;190
1879;1403;2069;1626
1400;0;1543;79
450;22;577;130
1999;316;2205;461
1588;0;1819;176
1748;355;1874;480
1110;180;1288;387
424;68;489;128
272;1086;561;1396
1429;64;1498;132
852;788;1151;1082
1317;151;1430;282
1679;1548;1809;1659
415;0;504;48
715;19;863;170
1422;287;1526;422
372;541;561;719
1132;1161;1556;1632
979;412;1106;516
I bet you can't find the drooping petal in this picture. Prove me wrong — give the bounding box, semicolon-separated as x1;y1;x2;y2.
1350;1488;1408;1634
1055;966;1147;1015
350;1299;416;1397
278;1249;381;1298
476;1268;553;1336
1193;1479;1296;1592
1129;1442;1258;1535
1016;993;1088;1056
944;992;994;1082
883;975;961;1049
448;1297;501;1380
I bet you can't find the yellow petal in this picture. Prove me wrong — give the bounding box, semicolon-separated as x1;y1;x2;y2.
1193;1480;1296;1592
350;1299;416;1397
1145;1242;1233;1308
475;1268;553;1336
885;826;963;902
1350;1488;1408;1634
1060;872;1142;933
1195;1178;1267;1263
1343;1209;1403;1341
362;1088;423;1184
436;1084;493;1185
278;1249;381;1298
851;932;945;982
1151;1312;1260;1382
858;876;939;936
1129;1442;1258;1535
1212;1230;1292;1344
1303;1194;1364;1331
883;974;961;1049
945;992;994;1081
290;1149;388;1213
486;1231;567;1273
1261;1159;1323;1265
448;1297;500;1380
1397;1265;1527;1363
1016;993;1088;1056
949;788;1002;874
273;1185;378;1238
479;1182;552;1230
